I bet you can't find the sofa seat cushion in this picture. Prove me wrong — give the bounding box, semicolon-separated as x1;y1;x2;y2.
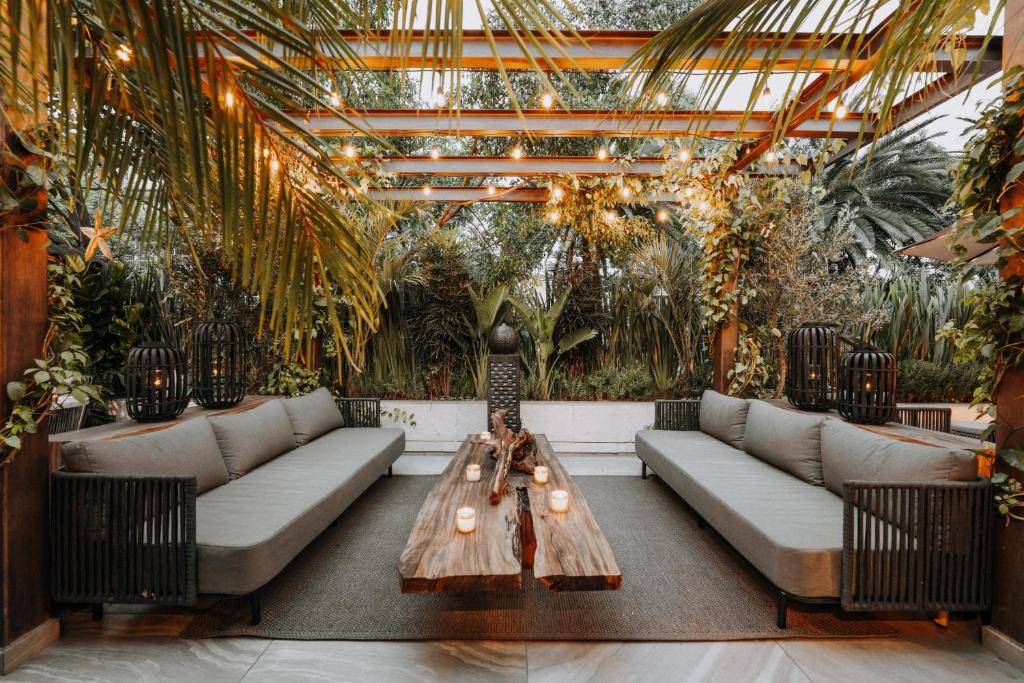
208;399;296;479
62;419;229;494
636;429;842;598
698;390;750;449
282;388;345;445
821;420;978;496
195;427;404;595
743;401;826;486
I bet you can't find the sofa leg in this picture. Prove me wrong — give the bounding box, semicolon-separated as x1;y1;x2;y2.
641;463;647;480
387;465;393;478
776;591;788;629
91;603;103;622
250;592;261;626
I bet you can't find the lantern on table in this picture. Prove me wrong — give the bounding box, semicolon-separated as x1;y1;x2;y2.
191;319;245;408
837;347;897;424
784;323;840;411
125;342;190;421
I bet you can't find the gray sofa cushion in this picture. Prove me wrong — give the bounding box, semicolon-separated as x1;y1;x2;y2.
636;429;842;598
62;420;228;494
195;427;405;595
743;401;826;486
282;388;345;446
699;390;750;449
207;399;296;479
821;420;978;496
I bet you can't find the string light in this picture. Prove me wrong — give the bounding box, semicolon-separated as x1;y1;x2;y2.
262;146;270;159
343;143;358;159
763;84;773;100
540;92;554;109
487;185;497;196
329;92;342;108
115;44;132;63
763;149;777;165
511;144;524;160
698;199;710;213
422;186;432;196
604;210;618;223
430;146;441;160
656;91;669;107
224;91;234;109
621;187;632;199
684;187;695;198
552;186;565;201
597;146;608;161
678;147;691;162
656;208;670;223
546;209;561;224
834;100;849;120
269;157;280;174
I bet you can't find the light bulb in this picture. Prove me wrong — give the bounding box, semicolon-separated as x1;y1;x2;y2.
540;92;554;109
329;92;342;108
422;186;432;196
656;91;669;107
115;44;132;63
597;146;608;161
605;210;618;222
511;145;524;160
656;208;670;223
546;210;561;224
763;150;777;165
834;101;848;119
430;146;441;160
678;147;691;162
621;187;632;199
269;157;280;173
684;187;695;198
343;143;357;159
763;84;772;99
487;185;497;196
224;91;234;108
552;186;565;201
698;200;709;213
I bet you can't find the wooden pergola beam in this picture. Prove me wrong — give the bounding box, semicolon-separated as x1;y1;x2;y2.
365;186;681;203
292;108;868;138
210;29;1000;74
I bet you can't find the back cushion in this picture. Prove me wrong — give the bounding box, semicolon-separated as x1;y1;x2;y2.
282;387;345;446
698;390;750;449
743;401;826;485
207;399;296;479
821;420;978;496
62;419;229;494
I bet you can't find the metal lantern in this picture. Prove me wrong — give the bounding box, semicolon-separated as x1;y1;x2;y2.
125;342;190;421
191;319;245;408
837;347;898;424
784;323;840;411
487;323;520;354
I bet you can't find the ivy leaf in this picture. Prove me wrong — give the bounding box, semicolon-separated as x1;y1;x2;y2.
3;435;20;449
6;381;26;401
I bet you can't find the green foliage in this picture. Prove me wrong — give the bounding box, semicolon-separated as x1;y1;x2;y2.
513;291;597;401
896;360;982;403
586;365;654;400
380;407;417;427
262;362;323;398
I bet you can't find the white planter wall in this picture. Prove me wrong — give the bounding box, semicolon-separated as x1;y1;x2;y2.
380;400;654;454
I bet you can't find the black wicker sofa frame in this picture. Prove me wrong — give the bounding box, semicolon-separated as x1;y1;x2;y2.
645;398;994;629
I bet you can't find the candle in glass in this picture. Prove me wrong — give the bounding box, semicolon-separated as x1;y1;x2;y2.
455;507;476;533
549;490;569;513
465;463;481;482
533;466;549;484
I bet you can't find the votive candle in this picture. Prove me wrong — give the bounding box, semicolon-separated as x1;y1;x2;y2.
456;507;476;533
465;463;482;482
533;466;549;484
550;490;569;513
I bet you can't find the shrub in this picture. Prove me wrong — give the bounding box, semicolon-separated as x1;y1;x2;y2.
586;365;654;400
897;360;981;403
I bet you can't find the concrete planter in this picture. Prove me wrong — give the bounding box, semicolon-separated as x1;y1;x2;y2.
380;399;654;454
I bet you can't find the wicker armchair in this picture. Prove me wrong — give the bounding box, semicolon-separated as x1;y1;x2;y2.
336;397;381;427
648;399;993;622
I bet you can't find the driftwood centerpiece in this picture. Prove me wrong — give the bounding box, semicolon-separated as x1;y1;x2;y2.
488;409;537;504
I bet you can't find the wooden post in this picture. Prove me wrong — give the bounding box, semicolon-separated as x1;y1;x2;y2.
711;270;739;394
988;0;1024;656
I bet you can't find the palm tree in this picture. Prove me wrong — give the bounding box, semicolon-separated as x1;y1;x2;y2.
819;119;956;258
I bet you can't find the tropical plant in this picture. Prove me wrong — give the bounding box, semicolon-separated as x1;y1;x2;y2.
512;291;597;401
468;285;511;398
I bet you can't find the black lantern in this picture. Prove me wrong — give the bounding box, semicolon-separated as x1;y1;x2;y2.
784;323;840;411
191;319;245;408
125;342;190;421
837;347;897;424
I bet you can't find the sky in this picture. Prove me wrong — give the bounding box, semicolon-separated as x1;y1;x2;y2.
408;1;1006;150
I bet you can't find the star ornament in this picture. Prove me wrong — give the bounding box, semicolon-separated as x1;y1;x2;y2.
81;210;117;261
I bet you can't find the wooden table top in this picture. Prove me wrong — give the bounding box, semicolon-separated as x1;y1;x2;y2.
398;433;622;594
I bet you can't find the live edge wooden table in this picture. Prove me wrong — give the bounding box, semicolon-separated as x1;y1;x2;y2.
398;434;622;594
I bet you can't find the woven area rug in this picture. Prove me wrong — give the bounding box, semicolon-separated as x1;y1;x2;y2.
182;475;895;640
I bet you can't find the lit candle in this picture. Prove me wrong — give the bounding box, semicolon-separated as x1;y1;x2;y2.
549;490;569;513
478;431;491;439
456;507;476;533
151;368;164;387
465;464;481;482
533;466;549;484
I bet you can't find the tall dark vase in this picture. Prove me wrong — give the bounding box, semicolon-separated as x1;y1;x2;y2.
125;342;190;422
836;347;897;424
784;322;840;411
191;319;245;408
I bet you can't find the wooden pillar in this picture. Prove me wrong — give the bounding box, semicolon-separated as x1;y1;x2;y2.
711;271;739;394
988;0;1024;657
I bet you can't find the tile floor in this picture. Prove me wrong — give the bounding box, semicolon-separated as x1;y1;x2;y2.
8;454;1022;683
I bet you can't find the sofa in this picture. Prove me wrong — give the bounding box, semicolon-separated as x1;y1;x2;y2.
51;390;403;623
636;390;993;628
